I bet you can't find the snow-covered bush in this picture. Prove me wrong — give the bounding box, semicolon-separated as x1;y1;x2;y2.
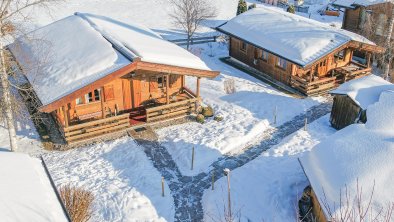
287;5;296;14
237;0;247;15
196;114;205;124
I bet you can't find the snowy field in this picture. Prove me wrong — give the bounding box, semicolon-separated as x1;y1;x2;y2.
157;42;324;176
44;138;175;222
202;115;337;221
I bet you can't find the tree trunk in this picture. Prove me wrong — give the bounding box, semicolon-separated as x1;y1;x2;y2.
0;42;18;151
383;8;394;81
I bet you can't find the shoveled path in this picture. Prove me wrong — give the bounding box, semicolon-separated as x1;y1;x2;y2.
131;101;332;222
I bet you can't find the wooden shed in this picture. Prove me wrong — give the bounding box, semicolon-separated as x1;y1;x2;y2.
329;75;394;129
217;6;384;95
10;13;219;144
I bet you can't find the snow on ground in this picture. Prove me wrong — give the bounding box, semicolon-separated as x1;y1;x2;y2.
157;42;325;176
0;116;44;156
0;151;68;222
202;114;337;222
23;0;238;40
44;137;175;222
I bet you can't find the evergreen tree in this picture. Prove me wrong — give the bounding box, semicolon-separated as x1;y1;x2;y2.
237;0;247;15
287;5;296;14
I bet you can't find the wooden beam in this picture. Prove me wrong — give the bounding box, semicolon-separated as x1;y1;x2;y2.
196;77;201;98
100;87;105;119
137;61;220;78
62;105;69;128
166;74;170;105
366;53;372;67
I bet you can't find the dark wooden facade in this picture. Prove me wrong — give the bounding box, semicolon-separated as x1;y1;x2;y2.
341;2;394;79
45;61;218;144
228;36;382;95
329;94;367;129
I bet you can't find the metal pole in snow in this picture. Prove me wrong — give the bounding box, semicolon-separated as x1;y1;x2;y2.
304;117;308;131
161;177;165;197
274;106;277;125
224;168;231;219
191;146;195;170
212;171;215;190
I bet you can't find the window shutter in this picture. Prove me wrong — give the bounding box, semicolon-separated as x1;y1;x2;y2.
150;77;158;91
104;85;115;101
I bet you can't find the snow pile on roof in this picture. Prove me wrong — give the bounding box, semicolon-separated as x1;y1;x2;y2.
9;15;131;106
0;152;68;222
333;0;389;8
330;75;394;109
77;13;211;71
217;6;375;67
300;91;394;219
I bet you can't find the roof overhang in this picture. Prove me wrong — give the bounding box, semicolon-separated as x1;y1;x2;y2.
39;59;219;113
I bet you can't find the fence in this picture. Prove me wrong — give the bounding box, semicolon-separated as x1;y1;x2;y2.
277;1;309;13
169;36;217;46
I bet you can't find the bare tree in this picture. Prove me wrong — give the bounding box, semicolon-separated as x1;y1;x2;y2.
0;0;57;151
321;180;394;222
383;8;394;81
169;0;217;50
59;184;94;222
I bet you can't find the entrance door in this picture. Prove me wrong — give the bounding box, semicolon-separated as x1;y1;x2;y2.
132;79;141;108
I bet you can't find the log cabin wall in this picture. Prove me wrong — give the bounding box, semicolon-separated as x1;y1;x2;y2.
52;70;184;127
229;37;293;85
329;95;362;130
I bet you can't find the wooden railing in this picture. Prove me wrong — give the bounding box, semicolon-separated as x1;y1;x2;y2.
146;97;199;123
63;113;130;144
291;76;336;95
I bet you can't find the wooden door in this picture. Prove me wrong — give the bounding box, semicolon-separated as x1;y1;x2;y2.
132;79;141;108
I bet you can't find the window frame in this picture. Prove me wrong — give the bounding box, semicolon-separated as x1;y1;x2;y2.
240;41;247;53
276;57;287;70
261;50;269;61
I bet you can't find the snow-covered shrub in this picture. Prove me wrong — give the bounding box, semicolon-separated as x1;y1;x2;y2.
60;185;94;222
202;106;214;117
248;3;256;10
224;79;236;94
196;114;205;124
214;115;223;122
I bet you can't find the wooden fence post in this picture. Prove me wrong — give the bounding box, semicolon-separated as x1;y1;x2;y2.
212;171;215;190
161;177;165;197
191;146;195;171
304;117;308;131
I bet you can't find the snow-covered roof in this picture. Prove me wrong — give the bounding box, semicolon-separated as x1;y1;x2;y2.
9;13;211;107
217;6;375;67
333;0;390;8
0;152;68;222
77;13;211;71
330;75;394;109
300;90;394;219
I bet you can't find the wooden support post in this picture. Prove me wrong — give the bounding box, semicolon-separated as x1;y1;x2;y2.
366;53;372;67
161;177;165;197
166;75;170;105
273;106;277;125
196;77;201;98
100;87;105;119
62;105;69;128
304;117;308;131
212;171;215;190
191;146;195;170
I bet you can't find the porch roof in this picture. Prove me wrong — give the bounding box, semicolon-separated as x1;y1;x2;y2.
217;6;379;67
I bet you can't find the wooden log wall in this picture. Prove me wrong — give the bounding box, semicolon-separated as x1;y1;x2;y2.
330;95;362;130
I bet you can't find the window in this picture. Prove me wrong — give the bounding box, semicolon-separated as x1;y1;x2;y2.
158;76;164;88
261;50;269;61
334;50;344;62
84;89;101;104
376;14;387;36
240;42;247;52
276;57;287;70
76;97;83;105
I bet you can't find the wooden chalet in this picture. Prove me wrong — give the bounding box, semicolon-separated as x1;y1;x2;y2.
329;75;394;129
10;13;219;144
333;0;394;79
217;6;384;95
